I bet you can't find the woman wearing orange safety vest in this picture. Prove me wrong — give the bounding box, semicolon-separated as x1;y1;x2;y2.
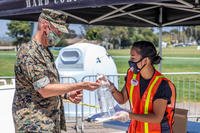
108;41;176;133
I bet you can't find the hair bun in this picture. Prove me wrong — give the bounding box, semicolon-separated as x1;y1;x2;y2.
152;55;162;64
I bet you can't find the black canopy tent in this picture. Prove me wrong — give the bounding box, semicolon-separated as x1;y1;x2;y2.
0;0;200;27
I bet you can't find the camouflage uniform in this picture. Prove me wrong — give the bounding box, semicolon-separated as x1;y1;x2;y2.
12;40;66;132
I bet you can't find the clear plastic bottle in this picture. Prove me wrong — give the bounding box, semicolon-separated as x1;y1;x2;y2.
97;87;108;113
97;85;116;117
96;74;116;117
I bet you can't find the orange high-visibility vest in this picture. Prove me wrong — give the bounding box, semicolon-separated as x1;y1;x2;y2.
126;69;176;133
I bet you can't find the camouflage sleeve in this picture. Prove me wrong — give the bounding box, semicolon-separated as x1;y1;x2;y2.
20;55;50;90
33;76;50;90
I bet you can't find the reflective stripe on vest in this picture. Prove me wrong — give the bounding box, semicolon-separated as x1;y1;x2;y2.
129;73;137;107
144;75;164;133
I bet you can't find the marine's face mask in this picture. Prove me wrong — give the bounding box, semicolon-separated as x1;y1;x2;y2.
47;31;62;46
47;24;65;47
128;58;146;74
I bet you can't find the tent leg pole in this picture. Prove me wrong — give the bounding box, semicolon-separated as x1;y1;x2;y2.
158;26;162;72
158;7;163;72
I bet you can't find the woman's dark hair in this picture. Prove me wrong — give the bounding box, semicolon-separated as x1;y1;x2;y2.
131;41;162;64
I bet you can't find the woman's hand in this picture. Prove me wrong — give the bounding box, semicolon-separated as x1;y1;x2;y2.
96;74;110;88
112;111;130;122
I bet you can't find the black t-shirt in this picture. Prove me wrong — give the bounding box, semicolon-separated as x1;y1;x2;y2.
140;75;172;104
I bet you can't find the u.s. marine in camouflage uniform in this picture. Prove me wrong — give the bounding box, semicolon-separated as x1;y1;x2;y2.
12;8;100;133
13;40;66;132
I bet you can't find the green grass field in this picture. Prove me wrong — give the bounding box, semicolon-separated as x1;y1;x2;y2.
0;50;59;76
113;56;200;73
108;46;200;57
0;51;16;76
0;46;200;76
109;46;200;73
0;46;200;101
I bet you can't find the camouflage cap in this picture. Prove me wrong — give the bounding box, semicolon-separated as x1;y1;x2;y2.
39;8;68;33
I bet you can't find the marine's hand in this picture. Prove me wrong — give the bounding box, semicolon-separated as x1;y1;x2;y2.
82;81;101;91
112;111;130;122
68;90;83;104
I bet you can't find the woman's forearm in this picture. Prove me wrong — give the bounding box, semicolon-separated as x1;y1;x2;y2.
129;112;162;123
110;84;128;104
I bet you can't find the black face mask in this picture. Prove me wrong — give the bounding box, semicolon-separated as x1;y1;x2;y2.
128;58;146;74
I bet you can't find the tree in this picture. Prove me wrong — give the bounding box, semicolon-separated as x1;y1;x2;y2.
86;26;103;40
162;31;172;45
85;26;129;48
184;26;200;45
129;27;158;46
185;26;193;42
7;21;31;50
84;26;158;49
110;26;129;48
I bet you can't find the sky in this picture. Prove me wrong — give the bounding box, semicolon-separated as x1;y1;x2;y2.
0;20;9;38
